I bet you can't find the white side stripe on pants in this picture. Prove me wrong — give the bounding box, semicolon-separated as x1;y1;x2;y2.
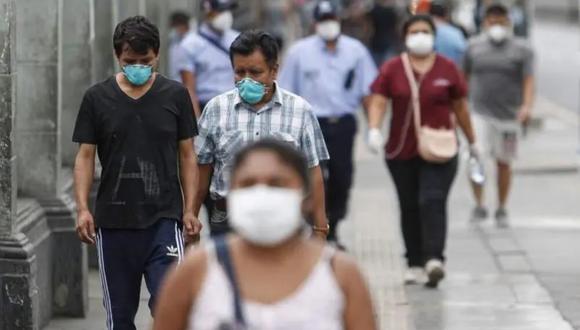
97;229;114;330
174;222;184;263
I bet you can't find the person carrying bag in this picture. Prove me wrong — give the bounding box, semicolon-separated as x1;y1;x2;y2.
366;14;479;288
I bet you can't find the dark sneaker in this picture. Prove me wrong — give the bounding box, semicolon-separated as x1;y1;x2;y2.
425;259;445;289
495;209;510;228
471;206;488;222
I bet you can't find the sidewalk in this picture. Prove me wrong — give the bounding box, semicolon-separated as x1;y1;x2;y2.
343;102;576;329
45;99;578;329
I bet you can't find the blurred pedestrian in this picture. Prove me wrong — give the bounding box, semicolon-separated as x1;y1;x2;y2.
177;0;239;224
168;11;191;82
278;0;377;248
154;139;377;330
177;0;239;118
368;0;402;66
430;1;467;66
72;16;200;329
366;15;478;288
194;30;330;239
464;4;535;227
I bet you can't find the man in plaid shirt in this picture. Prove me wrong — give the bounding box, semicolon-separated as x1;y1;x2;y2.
194;30;330;238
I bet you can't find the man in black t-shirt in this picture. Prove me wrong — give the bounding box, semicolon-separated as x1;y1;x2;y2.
72;16;200;329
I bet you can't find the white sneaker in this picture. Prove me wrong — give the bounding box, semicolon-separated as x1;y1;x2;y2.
404;267;425;285
425;259;445;288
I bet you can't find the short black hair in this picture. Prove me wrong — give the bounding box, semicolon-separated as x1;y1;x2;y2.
402;14;437;36
231;139;311;193
429;2;449;18
229;30;279;68
485;4;509;18
113;16;160;57
170;11;190;27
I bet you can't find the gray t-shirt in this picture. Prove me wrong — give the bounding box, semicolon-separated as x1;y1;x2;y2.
464;35;534;120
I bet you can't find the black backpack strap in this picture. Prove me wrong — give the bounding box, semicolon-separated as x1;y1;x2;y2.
198;31;230;56
214;237;246;326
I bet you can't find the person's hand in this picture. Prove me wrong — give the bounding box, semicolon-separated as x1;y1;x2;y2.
367;128;384;154
76;209;96;245
182;212;203;244
469;143;481;159
517;105;531;124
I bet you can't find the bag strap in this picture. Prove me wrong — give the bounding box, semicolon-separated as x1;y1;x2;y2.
401;53;422;137
214;237;246;326
401;53;456;132
198;31;230;56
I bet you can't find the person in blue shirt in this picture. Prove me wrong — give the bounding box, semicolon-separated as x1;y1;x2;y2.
176;0;239;118
279;0;377;248
430;2;467;66
168;11;191;82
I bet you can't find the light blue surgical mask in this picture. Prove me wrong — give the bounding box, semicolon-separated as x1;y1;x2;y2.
123;64;153;86
236;78;267;105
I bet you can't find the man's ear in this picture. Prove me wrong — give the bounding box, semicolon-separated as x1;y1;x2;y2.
271;63;280;79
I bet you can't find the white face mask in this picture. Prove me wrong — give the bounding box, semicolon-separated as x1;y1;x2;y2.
487;24;510;43
210;11;233;32
228;185;304;247
316;20;341;41
406;32;435;56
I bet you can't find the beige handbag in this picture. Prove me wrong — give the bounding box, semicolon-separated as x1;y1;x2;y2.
401;53;458;163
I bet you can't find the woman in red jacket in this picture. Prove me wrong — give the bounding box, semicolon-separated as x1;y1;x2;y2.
366;15;478;288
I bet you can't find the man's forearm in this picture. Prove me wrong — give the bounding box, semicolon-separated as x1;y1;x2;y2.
193;164;212;216
522;75;535;109
310;166;328;227
180;153;199;214
74;157;95;213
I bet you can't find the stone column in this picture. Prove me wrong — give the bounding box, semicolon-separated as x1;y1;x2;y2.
91;0;115;83
15;0;61;198
42;0;93;318
15;0;87;322
60;0;93;167
0;1;39;329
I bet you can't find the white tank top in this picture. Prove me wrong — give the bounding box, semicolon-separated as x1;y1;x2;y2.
188;243;345;330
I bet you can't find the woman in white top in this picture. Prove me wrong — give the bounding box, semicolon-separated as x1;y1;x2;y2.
154;139;377;330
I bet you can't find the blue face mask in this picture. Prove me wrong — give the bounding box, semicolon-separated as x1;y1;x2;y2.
236;78;267;105
123;64;153;86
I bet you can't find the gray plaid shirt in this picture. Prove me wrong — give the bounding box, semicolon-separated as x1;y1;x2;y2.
195;83;330;200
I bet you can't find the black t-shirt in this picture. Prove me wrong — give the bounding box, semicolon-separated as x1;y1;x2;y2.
73;74;198;229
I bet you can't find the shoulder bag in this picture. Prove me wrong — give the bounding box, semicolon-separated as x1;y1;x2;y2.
401;52;458;163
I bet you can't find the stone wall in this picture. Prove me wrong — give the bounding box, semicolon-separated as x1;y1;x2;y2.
0;0;198;328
